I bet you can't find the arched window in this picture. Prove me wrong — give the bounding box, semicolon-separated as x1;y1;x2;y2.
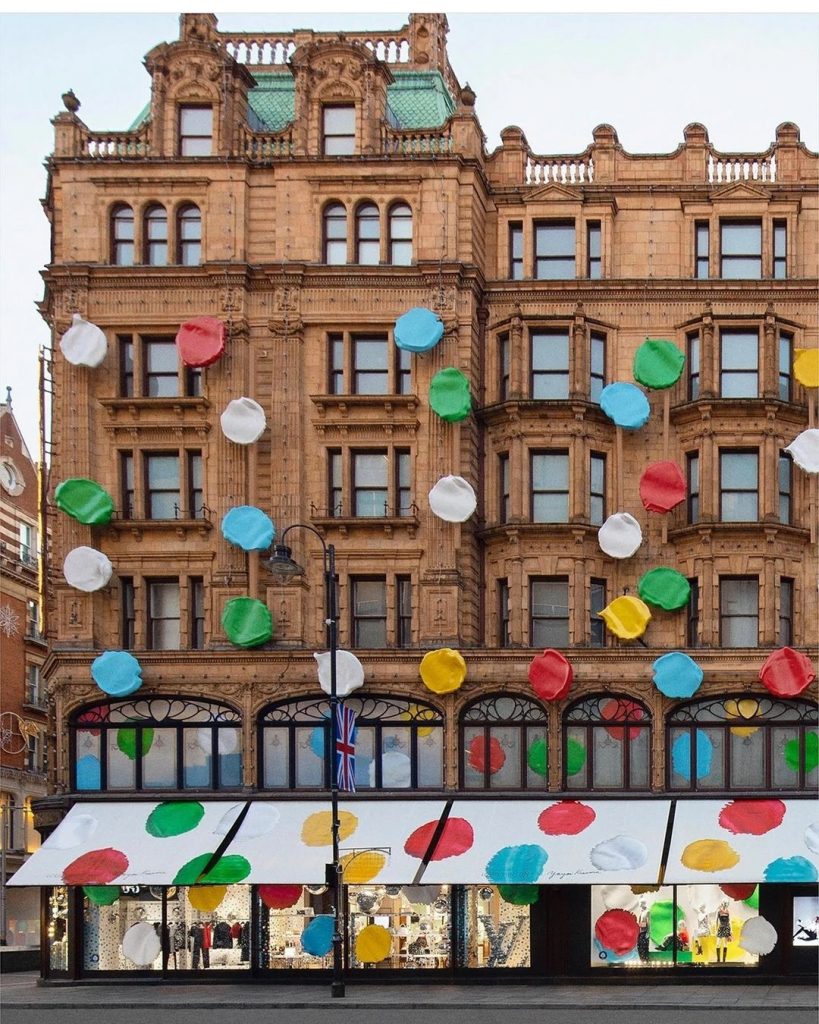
143;204;168;266
323;202;347;264
667;695;817;792
388;202;413;265
177;204;201;265
110;204;134;266
460;694;548;790
71;696;241;792
355;202;380;264
258;695;443;790
564;695;651;791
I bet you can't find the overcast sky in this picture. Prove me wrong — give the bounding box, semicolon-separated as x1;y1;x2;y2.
1;7;817;451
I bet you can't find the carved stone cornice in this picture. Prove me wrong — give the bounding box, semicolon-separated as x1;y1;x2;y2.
312;419;420;437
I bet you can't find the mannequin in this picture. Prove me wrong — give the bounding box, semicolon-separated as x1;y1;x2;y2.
636;897;650;962
715;899;732;962
694;903;710;956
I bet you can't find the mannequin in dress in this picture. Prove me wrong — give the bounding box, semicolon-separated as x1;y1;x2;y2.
693;903;710;956
636;897;650;962
715;899;732;962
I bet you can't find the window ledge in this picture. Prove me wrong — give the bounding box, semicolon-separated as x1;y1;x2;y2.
311;394;419;416
667;522;810;543
105;517;213;540
310;513;420;539
477;399;609;423
100;397;210;420
479;522;597;542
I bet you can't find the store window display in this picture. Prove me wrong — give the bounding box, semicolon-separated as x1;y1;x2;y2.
47;887;69;972
348;885;451;969
792;896;819;946
461;886;531;968
591;884;760;968
257;886;331;970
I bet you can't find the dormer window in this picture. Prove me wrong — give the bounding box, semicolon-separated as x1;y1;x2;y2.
323;105;355;156
179;106;213;157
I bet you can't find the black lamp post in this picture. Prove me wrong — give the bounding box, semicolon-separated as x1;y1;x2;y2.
266;524;345;998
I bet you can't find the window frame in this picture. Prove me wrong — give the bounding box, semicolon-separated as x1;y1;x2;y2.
499;452;510;524
719;449;759;523
590;331;606;402
530;329;570;400
589;578;607;647
687;330;700;400
351;576;388;648
589;452;606;527
120;577;136;648
498;579;510;648
719;576;759;648
190;576;205;650
110;204;134;266
686;451;700;524
779;330;793;402
563;695;652;791
146;578;181;651
388;201;413;266
587;221;601;279
779;576;794;646
355;201;380;265
143;204;168;266
499;333;511;402
534;220;576;279
773;219;787;279
530;575;570;648
396;575;412;648
509;221;524;280
720;219;762;278
460;694;549;791
694;220;709;279
322;104;356;156
720;328;759;399
144;452;181;520
530;450;569;524
176;204;202;266
687;576;700;648
778;451;792;525
178;105;213;157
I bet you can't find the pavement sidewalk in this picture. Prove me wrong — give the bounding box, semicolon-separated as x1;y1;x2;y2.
1;973;816;1010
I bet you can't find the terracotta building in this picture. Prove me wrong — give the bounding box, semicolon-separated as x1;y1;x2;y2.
15;13;818;983
0;393;48;950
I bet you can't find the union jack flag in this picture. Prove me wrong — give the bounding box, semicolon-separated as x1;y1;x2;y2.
335;704;357;792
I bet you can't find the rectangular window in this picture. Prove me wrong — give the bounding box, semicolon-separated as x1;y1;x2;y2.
534;221;575;279
531;451;569;523
24;733;43;774
531;330;569;399
186;366;202;398
187;451;204;519
720;220;762;278
695;221;710;279
120;452;135;518
178;106;213;157
509;222;523;280
119;336;134;397
144;338;179;398
26;599;39;638
397;347;412;395
720;577;758;647
323;105;355;156
687;452;699;524
353;451;388;517
19;523;35;564
720;450;758;522
190;577;205;650
687;577;700;647
590;453;606;526
590;331;605;402
329;334;344;394
687;331;700;400
499;333;510;401
779;331;793;402
720;329;758;398
773;220;787;279
396;450;411;516
120;577;135;648
25;665;42;707
353;335;389;394
499;453;510;524
587;222;601;279
145;453;181;519
531;577;569;647
148;580;180;650
779;577;794;646
396;576;412;648
352;577;386;647
779;452;792;524
329;449;342;517
589;578;606;647
498;579;510;647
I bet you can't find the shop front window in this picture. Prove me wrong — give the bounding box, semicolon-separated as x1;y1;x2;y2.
591;884;761;968
792;895;819;948
460;885;531;968
564;695;651;790
349;884;451;969
460;695;548;790
258;885;332;970
47;886;69;973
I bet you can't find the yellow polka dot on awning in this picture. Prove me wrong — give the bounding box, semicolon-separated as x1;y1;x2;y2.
301;810;358;847
681;838;740;872
341;850;387;883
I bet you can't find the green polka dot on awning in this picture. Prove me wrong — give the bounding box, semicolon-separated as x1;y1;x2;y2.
173;852;252;886
145;802;205;838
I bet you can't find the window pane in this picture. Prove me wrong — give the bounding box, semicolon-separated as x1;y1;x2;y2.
533;492;569;522
721;257;761;278
592;727;624;788
722;222;761;255
218;729;242;788
771;727;800;789
183;730;212;788
180;107;213;136
324;106;355;135
566;726;587;788
531;332;569;370
262;728;289;787
294;726;324;787
532;453;568;488
535;258;575;279
141;729;177;788
721;332;758;370
629;728;650;788
107;729;136;789
75;730;101;789
721;452;757;488
536;224;575;256
729;728;764;788
355;619;387;647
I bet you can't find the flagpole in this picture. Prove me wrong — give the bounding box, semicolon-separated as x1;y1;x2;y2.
325;540;345;998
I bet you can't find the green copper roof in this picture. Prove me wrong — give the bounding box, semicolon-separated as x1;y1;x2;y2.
387;71;455;129
128;102;150;131
247;73;296;132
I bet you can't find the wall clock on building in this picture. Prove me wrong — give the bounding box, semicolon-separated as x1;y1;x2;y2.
0;457;24;496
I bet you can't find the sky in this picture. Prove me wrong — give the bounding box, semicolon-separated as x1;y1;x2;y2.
1;7;817;453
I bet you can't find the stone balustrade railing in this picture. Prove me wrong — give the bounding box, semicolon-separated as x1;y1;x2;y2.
222;31;411;67
239;124;294;160
80;126;149;159
525;151;595;185
707;147;776;183
381;124;453;157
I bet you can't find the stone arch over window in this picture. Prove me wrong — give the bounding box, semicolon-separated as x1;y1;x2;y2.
667;694;817;792
323;200;347;264
258;694;443;790
110;203;134;266
176;203;202;265
388;201;413;265
70;695;242;792
355;200;380;264
563;694;651;791
143;204;168;266
460;693;548;790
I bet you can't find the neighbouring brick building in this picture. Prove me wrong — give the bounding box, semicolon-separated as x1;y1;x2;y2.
0;394;48;950
15;13;818;984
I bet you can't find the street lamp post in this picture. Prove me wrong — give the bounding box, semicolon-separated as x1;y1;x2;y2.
266;524;345;998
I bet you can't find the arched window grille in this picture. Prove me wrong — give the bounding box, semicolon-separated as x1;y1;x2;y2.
355;202;380;264
667;695;817;792
177;204;202;265
71;696;241;792
563;695;651;791
111;204;134;266
460;694;548;790
388;202;413;265
143;204;168;266
258;695;443;790
323;202;347;264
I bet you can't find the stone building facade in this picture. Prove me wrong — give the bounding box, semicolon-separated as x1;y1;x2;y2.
22;13;818;982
